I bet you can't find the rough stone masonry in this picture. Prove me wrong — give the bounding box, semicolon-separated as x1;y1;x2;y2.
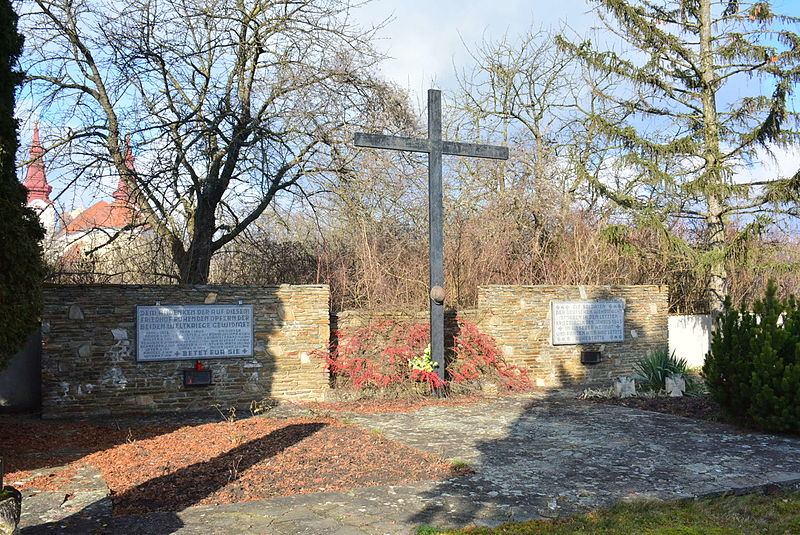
40;284;667;417
335;285;669;389
40;284;330;418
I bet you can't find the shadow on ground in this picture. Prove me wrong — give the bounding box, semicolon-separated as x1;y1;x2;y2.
19;422;327;535
403;384;800;530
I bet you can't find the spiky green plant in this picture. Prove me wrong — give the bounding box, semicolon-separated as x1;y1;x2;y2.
633;347;693;393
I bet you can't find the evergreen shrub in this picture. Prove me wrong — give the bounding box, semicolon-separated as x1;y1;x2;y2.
0;0;44;370
703;282;800;433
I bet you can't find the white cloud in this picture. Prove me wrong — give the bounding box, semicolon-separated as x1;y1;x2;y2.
737;145;800;184
352;0;596;100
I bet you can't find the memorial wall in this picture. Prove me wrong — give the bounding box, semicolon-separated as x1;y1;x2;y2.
41;284;667;416
475;285;668;387
40;284;330;418
333;285;667;389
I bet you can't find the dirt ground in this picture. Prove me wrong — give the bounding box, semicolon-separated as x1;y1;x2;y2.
587;394;723;421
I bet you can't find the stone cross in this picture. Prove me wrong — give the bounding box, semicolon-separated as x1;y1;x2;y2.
665;373;686;397
354;89;509;387
613;376;637;398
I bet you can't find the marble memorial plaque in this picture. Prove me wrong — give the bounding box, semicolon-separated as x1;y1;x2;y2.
136;304;253;361
551;300;624;345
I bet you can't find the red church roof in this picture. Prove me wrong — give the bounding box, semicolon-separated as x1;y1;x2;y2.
23;124;52;204
63;200;137;234
22;126;143;236
59;133;141;235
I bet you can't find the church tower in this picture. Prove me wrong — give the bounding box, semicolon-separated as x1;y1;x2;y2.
23;123;58;241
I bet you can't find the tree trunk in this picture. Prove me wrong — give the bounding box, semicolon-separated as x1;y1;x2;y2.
699;0;727;316
706;196;728;316
179;244;213;284
177;203;215;284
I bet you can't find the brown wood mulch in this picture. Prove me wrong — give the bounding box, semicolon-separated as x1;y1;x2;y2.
299;393;488;413
0;414;467;517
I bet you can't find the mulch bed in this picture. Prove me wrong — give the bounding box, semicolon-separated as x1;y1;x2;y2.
587;394;723;421
299;393;488;413
0;418;180;478
1;414;467;517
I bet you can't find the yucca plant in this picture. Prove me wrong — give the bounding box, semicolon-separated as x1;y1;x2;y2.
633;347;694;393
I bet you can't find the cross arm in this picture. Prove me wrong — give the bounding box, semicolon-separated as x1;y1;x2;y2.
442;141;509;160
354;132;429;154
355;132;509;161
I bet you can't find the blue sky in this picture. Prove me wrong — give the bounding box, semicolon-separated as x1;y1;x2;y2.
350;0;800;184
20;0;800;206
351;0;597;102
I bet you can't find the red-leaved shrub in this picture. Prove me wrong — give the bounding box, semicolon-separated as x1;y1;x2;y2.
314;318;529;397
449;320;531;392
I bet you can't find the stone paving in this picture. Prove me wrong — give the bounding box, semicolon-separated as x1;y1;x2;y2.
17;392;800;534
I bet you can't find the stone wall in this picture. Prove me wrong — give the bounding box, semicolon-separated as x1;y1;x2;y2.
41;284;330;418
41;284;667;416
476;285;668;387
334;285;668;388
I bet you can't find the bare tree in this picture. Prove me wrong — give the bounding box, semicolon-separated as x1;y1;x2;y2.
24;0;398;283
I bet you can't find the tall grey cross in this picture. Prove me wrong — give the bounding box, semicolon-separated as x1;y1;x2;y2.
354;89;509;388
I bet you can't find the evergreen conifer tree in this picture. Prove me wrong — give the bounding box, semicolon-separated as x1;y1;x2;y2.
747;285;800;431
558;0;800;314
705;281;800;433
0;0;44;369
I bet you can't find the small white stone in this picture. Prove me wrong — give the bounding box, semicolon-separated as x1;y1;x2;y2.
630;329;638;339
613;376;636;398
300;352;311;364
111;328;128;341
68;304;84;320
666;373;686;397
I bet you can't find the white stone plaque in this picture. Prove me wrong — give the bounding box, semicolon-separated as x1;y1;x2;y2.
136;304;254;361
551;300;624;345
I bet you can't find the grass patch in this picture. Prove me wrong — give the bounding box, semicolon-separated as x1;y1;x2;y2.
436;490;800;534
449;458;471;471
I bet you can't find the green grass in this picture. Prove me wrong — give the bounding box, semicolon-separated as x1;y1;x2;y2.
431;490;800;534
449;458;471;471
